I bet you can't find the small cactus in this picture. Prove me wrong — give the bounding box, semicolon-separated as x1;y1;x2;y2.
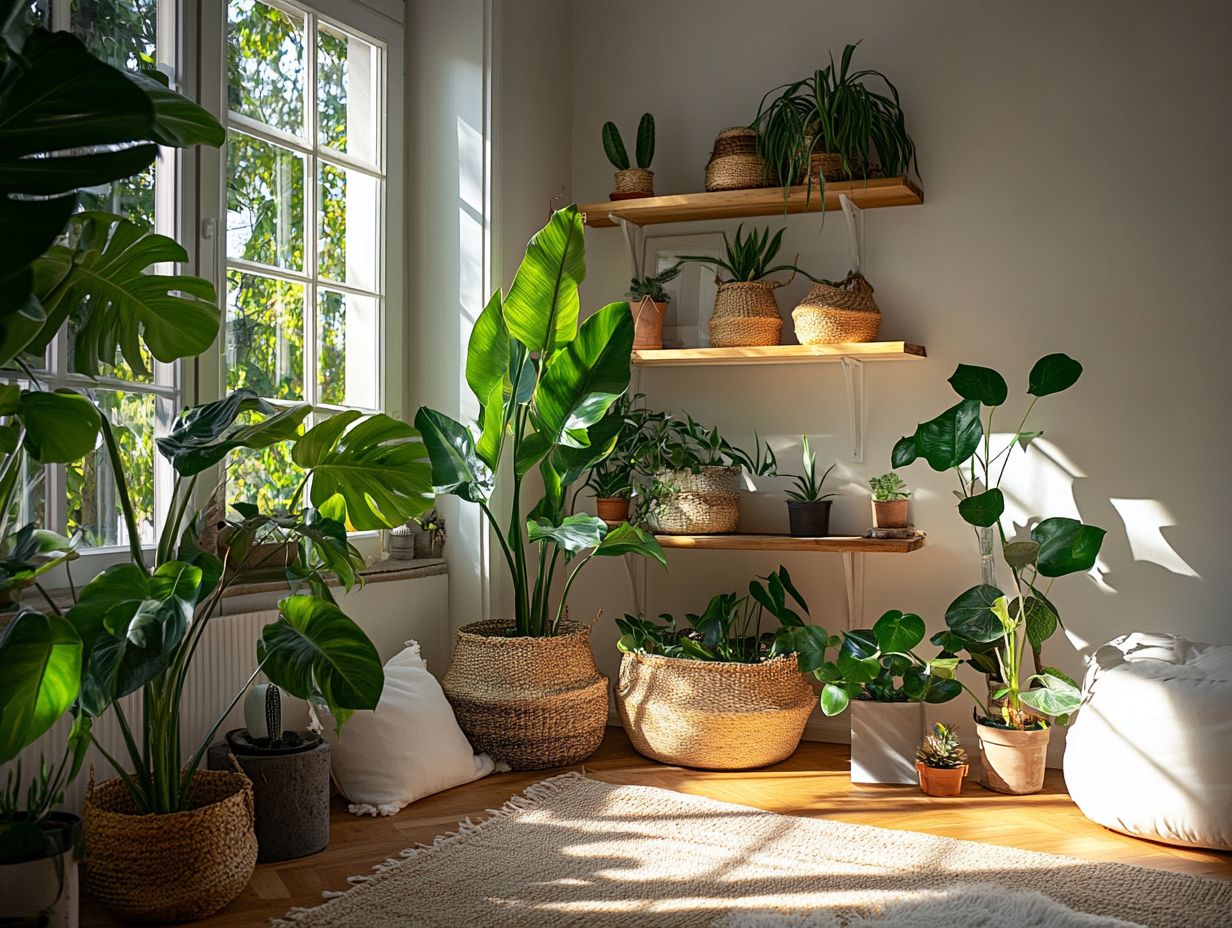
916;722;967;769
635;112;655;169
264;684;282;741
602;121;629;170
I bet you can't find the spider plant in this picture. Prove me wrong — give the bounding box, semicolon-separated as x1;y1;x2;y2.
676;225;814;283
784;436;837;502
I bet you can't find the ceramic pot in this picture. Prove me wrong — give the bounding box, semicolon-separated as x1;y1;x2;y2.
916;762;969;797
977;722;1051;795
787;500;832;537
596;497;630;526
629;298;667;349
872;499;909;529
850;699;924;784
0;812;80;928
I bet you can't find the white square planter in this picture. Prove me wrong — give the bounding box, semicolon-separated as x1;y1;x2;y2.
850;700;924;784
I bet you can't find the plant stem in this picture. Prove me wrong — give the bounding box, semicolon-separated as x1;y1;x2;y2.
98;415;147;572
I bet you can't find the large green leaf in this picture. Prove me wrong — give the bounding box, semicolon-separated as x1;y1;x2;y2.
466;291;510;411
503;205;585;356
820;682;853;716
19;389;100;463
414;407;494;505
0;610;81;763
1031;517;1106;577
1011;595;1059;649
526;513;607;554
0;524;78;593
261;595;384;730
292;412;435;530
944;584;1007;643
592;521;666;567
872;609;925;653
958;488;1005;527
157;389;310;477
1028;354;1083;397
890;435;917;467
1002;540;1040;569
124;68;223;148
1019;671;1082;717
947;364;1007;406
0;195;74;318
533;302;633;446
902;665;962;703
776;624;830;672
913;399;982;471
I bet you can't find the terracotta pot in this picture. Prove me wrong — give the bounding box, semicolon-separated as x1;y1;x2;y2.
442;621;609;770
916;761;969;797
629;298;667;350
872;499;909;529
0;812;80;928
596;497;630;526
976;722;1051;795
611;167;654;198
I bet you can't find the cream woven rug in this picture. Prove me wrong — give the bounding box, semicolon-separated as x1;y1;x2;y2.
275;773;1231;928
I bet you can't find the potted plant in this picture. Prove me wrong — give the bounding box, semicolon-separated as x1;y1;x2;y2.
915;723;969;797
677;225;818;347
625;263;682;350
413;509;446;558
582;398;652;526
415;206;666;771
783;436;838;536
207;684;332;863
892;355;1105;794
602;112;655;199
869;472;910;528
615;566;817;769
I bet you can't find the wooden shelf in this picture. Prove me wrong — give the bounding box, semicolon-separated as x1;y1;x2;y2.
632;341;926;367
653;533;924;553
580;177;922;228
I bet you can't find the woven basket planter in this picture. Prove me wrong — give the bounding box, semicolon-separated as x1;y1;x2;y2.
792;272;881;345
613;167;654;198
656;465;741;496
646;466;741;534
616;652;814;769
83;770;257;923
705;128;775;191
442;620;609;770
710;281;783;347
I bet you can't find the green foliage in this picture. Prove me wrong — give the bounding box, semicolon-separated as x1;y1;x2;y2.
0;610;82;765
156;389;310;477
601;121;629;170
601;114;654;171
625;263;681;303
677;224;814;283
868;472;908;501
784;436;837;502
916;723;967;769
634;112;655;169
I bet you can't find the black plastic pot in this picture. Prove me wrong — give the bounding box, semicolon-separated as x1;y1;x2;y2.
787;500;832;537
209;730;331;862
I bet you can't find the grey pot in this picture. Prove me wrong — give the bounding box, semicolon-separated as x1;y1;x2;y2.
208;733;331;862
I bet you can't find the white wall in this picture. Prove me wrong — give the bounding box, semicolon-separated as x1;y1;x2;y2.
556;0;1232;748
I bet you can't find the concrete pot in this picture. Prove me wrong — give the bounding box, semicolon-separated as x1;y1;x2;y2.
850;699;924;784
977;722;1051;794
872;499;909;529
0;812;80;927
208;733;331;862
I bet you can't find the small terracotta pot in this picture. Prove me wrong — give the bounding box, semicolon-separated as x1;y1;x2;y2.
596;497;630;526
630;298;667;350
612;167;654;198
976;722;1051;795
873;499;909;529
916;761;968;797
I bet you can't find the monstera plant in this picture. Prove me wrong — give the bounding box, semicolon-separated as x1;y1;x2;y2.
416;206;664;638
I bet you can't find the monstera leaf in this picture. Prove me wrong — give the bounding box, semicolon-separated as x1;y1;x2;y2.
293;411;434;530
502;205;585;356
157;389;310;477
0;610;82;763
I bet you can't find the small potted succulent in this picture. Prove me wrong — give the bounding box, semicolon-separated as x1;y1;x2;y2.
915;723;969;797
208;684;332;863
603;112;655;199
783;436;838;537
869;472;910;528
625;263;682;351
413;509;446;559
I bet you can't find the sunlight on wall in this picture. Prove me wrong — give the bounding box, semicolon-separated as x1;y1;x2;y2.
457;114;486;423
1110;498;1200;579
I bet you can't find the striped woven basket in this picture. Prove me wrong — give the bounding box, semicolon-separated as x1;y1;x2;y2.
705;127;775;191
709;280;783;347
792;272;881;345
616;652;815;769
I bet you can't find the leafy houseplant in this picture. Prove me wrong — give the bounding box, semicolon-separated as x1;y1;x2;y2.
625;264;681;351
603;112;655;198
915;722;969;796
581;397;656;526
869;471;910;528
783;436;838;537
678;224;811;284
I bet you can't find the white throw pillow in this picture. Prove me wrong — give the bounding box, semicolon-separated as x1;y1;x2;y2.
316;641;494;816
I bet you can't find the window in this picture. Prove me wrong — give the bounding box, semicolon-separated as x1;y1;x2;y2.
223;0;386;513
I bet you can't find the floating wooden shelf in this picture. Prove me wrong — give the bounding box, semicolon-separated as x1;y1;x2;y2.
580;177;922;228
653;533;925;553
632;341;926;367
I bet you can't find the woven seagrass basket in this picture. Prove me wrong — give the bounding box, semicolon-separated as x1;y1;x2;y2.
709;280;783;347
792;271;881;345
645;492;740;535
442;620;609;770
705;127;775;191
656;466;741;496
616;652;815;769
614;167;654;196
84;769;257;923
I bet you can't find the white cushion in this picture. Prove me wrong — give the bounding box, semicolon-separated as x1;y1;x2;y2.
317;642;494;816
1064;632;1232;850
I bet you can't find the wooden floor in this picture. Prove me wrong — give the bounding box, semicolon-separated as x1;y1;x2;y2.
82;728;1231;927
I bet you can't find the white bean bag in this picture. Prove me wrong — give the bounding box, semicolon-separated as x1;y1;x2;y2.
1064;632;1232;850
315;642;495;816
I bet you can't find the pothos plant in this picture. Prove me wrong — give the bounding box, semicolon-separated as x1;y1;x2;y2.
415;206;665;637
891;355;1106;728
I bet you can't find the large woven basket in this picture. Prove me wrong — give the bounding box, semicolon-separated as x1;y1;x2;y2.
705;127;775;191
709;280;783;347
616;652;815;769
84;769;257;923
645;492;740;535
656;465;741;496
442;620;609;770
792;272;881;345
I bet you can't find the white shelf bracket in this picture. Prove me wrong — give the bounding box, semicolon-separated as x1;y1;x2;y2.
842;551;865;629
612;215;647;280
841;355;865;462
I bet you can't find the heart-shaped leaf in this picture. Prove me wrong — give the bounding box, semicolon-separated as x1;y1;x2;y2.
872;609;925;653
944;584;1006;643
948;364;1008;406
1031;517;1106;577
1012;595;1059;649
819;682;851;717
913;399;982;471
1002;540;1040;569
958;488;1004;527
1019;671;1081;717
890;435;917;467
1028;354;1083;397
19;389;99;464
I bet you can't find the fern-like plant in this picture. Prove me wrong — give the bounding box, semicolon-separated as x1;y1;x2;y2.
916;723;968;769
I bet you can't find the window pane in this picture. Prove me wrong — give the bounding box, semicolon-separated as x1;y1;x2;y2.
318;290;378;409
317;24;378;164
226;271;304;400
227;0;305;137
318;161;378;291
227;131;305;270
227;442;304;514
67;391;155;548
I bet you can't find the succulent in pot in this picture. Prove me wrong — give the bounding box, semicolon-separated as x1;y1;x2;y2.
915;723;969;797
625;263;681;350
602;112;655;199
783;436;837;537
869;471;910;528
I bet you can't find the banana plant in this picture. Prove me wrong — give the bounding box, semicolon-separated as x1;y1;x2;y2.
416;206;664;636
